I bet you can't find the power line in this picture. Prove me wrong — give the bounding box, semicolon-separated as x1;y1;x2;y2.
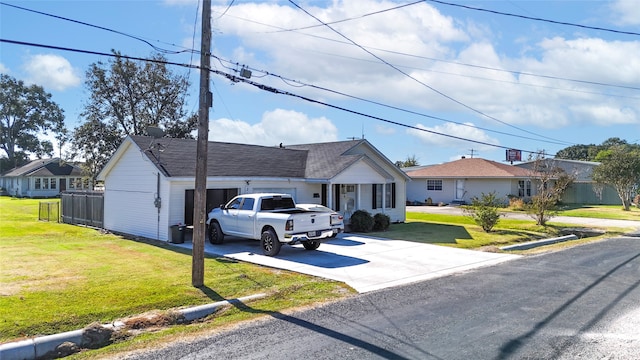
217;11;640;93
12;0;634;96
0;1;192;55
266;0;424;33
287;0;573;146
210;54;573;146
426;0;640;37
0;37;558;157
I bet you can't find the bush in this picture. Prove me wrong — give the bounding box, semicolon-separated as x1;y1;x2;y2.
508;196;525;211
349;210;374;232
465;192;502;232
373;213;391;231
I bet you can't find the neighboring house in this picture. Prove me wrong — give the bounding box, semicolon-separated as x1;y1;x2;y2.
515;158;619;205
405;157;533;205
96;135;409;242
0;158;86;198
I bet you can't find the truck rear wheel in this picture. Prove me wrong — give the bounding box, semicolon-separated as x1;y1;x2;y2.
208;222;224;244
261;229;281;256
302;240;321;250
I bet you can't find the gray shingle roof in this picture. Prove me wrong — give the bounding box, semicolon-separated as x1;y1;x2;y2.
1;158;83;177
286;140;363;179
131;136;308;178
129;136;368;179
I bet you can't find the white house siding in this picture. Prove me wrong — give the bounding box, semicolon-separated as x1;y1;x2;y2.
103;145;169;241
408;178;523;205
331;160;406;223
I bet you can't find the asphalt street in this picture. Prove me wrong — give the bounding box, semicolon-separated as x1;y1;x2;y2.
122;236;640;360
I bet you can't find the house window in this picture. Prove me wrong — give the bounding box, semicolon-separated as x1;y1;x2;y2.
518;180;531;197
42;178;49;190
50;178;57;190
427;179;443;191
35;178;41;189
372;183;396;209
68;178;74;189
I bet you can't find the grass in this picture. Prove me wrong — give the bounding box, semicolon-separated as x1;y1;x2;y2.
555;204;640;221
1;199;636;357
0;197;353;349
367;211;630;250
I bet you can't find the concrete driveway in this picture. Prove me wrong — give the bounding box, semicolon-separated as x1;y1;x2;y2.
172;235;519;293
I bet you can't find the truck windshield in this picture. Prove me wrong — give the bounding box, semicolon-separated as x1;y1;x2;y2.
260;197;295;210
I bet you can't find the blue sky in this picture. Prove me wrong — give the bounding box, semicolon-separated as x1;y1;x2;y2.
1;0;639;166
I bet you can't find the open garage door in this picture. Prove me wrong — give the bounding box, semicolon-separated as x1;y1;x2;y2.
184;188;238;226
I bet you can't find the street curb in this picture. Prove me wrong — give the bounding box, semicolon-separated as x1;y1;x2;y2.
499;234;578;251
0;293;267;360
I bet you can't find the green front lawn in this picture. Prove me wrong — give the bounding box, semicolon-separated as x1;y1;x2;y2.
0;197;352;347
367;211;628;250
556;204;640;221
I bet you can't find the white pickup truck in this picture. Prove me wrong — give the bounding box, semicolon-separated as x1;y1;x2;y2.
206;193;336;256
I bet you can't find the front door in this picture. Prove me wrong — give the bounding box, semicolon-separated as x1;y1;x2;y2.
340;184;357;221
455;179;465;201
59;179;67;192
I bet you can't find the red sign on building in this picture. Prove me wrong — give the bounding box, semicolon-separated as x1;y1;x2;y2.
506;149;522;162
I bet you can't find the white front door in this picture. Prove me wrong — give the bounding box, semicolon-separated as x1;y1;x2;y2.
455;179;465;201
340;184;357;220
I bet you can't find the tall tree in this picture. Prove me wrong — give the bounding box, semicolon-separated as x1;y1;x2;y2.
73;52;196;179
395;155;419;168
0;74;65;168
555;138;638;161
592;146;640;211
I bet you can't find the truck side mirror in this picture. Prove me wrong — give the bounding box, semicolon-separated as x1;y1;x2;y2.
219;204;225;210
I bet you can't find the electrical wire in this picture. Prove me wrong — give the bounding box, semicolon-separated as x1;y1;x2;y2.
11;0;633;96
0;1;192;55
214;0;235;20
287;0;573;146
214;11;640;93
266;0;423;33
0;38;558;157
209;54;575;146
426;0;640;37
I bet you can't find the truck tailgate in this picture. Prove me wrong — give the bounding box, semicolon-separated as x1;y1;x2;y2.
293;212;331;233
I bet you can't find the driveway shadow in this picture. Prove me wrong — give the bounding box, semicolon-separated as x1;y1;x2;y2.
200;236;370;269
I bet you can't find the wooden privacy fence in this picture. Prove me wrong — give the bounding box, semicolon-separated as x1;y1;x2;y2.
61;191;104;228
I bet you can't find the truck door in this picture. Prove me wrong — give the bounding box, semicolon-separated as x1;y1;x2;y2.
235;197;256;238
222;197;242;234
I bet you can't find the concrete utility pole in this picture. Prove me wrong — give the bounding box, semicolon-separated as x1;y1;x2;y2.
192;0;211;287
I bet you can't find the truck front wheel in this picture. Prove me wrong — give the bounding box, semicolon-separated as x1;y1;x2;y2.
261;229;281;256
302;240;321;250
208;222;224;244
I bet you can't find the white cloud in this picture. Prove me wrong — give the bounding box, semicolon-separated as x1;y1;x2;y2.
569;103;638;126
23;54;81;91
375;124;395;135
407;122;499;151
201;0;638;135
609;0;640;26
0;63;8;74
208;108;338;145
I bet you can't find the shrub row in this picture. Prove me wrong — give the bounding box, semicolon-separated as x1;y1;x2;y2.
349;210;390;232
